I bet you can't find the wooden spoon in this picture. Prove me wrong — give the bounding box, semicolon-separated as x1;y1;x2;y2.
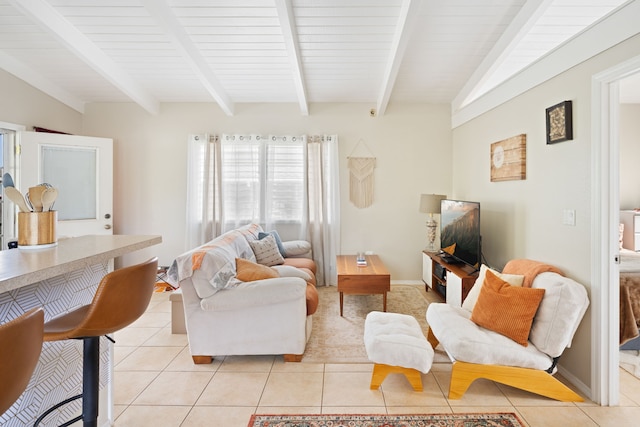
4;186;31;212
28;186;46;212
41;187;58;212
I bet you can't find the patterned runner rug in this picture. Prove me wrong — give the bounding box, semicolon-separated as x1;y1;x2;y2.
247;413;525;427
302;284;445;363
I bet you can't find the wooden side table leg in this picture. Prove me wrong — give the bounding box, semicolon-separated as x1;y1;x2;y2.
383;291;387;312
340;292;344;316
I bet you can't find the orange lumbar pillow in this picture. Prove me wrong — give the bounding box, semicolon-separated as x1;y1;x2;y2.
235;258;279;282
470;269;545;346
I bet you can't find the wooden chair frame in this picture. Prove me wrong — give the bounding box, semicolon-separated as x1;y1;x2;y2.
427;329;584;402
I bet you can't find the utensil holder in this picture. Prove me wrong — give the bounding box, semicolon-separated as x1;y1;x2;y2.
18;211;57;246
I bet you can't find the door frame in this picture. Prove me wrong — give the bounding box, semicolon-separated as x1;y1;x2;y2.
592;53;640;406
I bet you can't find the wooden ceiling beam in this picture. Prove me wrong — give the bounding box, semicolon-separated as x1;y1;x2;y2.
274;0;308;115
376;0;422;117
453;0;554;112
9;0;160;115
141;0;234;116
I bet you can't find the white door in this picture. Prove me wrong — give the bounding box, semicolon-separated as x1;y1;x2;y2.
17;131;113;238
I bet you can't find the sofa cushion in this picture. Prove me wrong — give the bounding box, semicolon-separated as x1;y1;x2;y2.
249;234;285;266
272;265;312;282
259;230;287;256
236;258;279;282
529;272;590;357
426;303;554;371
282;240;312;257
270;265;317;315
282;257;317;274
462;264;524;312
470;270;545;346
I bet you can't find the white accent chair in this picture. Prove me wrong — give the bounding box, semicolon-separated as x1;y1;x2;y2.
426;271;589;401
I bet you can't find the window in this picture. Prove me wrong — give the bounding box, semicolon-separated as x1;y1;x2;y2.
221;135;305;226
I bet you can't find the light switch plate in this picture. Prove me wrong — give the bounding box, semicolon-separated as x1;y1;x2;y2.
563;209;576;226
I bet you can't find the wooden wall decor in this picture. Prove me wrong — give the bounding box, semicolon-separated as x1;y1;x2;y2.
490;134;526;182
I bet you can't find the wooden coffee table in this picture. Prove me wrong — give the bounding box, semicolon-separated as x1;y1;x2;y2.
336;255;391;316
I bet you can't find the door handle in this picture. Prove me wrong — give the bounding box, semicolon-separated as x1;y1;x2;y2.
104;224;112;230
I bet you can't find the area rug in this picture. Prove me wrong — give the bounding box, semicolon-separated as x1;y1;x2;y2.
247;413;526;427
302;284;447;363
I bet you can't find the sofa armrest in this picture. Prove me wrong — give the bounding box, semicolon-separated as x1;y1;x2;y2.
200;277;307;312
282;240;312;258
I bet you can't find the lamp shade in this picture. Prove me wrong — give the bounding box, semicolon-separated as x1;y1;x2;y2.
419;194;447;214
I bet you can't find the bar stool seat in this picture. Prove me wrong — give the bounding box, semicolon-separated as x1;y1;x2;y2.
34;257;158;427
0;307;44;416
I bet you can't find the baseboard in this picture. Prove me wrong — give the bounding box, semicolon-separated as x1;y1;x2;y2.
557;364;591;401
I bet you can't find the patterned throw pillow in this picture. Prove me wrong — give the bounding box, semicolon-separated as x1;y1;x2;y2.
470;270;545;346
258;230;287;257
249;234;285;266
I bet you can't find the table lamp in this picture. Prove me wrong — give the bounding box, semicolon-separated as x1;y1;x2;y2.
419;194;447;251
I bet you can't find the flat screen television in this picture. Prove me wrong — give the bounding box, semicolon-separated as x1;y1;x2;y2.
439;199;481;270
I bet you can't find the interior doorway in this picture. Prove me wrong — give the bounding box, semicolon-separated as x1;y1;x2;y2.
592;54;640;406
0;122;24;250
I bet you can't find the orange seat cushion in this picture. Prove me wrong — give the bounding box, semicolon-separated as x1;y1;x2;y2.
283;257;316;274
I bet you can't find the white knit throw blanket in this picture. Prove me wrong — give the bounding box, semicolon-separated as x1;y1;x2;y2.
348;157;376;208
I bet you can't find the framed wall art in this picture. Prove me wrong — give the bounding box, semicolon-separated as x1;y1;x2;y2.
490;134;526;182
546;100;573;144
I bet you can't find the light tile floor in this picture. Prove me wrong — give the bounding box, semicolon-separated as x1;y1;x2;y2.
111;292;640;427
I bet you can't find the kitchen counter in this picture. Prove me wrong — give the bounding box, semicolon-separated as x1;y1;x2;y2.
0;234;162;293
0;234;162;427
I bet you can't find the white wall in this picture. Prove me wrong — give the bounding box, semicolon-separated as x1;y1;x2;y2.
620;104;640;209
0;69;82;133
452;33;640;392
81;102;453;280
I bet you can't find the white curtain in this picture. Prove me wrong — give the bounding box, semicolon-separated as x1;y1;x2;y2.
185;133;340;286
185;134;219;250
306;135;341;286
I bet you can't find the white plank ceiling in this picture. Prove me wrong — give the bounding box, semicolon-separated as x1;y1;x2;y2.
0;0;630;115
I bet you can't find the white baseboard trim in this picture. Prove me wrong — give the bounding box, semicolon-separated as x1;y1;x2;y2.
558;364;592;402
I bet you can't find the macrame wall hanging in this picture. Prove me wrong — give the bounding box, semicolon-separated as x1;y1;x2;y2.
348;139;376;209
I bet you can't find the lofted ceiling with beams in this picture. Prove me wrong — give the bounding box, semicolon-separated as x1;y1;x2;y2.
0;0;631;116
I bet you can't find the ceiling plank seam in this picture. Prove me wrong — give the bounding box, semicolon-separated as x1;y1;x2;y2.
9;0;160;115
274;0;308;115
376;0;423;117
141;0;234;116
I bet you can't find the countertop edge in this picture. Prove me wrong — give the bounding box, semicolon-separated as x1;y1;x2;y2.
0;235;162;294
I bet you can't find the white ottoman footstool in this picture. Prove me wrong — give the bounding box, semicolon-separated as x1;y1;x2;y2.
364;311;434;391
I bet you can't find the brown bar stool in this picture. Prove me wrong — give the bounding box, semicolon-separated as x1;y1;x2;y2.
0;307;44;416
34;257;158;427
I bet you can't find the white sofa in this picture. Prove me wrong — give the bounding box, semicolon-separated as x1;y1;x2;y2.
426;264;589;401
168;223;317;363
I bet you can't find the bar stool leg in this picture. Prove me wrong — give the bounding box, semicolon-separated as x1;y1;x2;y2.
83;336;100;427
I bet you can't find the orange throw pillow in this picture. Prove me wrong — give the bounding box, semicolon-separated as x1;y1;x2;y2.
235;258;279;282
470;270;545;346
